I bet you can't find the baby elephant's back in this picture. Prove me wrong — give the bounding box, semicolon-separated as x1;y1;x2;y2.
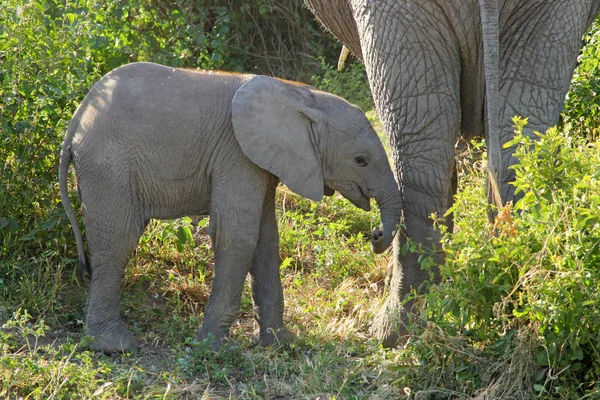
75;63;247;154
71;63;249;183
69;63;251;217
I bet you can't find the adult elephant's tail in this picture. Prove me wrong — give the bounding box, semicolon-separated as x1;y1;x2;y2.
479;0;503;209
59;128;89;280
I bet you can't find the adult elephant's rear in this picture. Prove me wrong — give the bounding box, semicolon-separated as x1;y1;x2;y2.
305;0;600;347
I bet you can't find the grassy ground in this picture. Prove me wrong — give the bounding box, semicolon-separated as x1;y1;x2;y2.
4;115;600;399
0;119;408;399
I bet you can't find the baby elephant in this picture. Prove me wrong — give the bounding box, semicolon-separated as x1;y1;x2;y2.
60;62;401;353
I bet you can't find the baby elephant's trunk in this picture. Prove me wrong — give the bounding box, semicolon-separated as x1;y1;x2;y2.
370;177;402;254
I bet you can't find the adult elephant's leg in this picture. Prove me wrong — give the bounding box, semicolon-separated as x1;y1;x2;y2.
497;2;595;203
353;0;461;347
249;178;295;346
83;182;146;354
198;166;268;350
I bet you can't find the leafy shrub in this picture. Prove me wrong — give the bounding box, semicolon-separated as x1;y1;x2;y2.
87;0;337;80
310;58;374;112
561;19;600;140
412;118;600;397
0;1;104;266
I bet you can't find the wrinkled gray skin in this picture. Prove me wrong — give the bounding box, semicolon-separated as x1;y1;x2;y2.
59;62;401;354
305;0;600;347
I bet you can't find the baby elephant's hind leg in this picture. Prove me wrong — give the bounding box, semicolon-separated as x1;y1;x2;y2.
83;192;145;354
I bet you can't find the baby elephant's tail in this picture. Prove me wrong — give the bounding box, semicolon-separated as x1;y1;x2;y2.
59;138;90;281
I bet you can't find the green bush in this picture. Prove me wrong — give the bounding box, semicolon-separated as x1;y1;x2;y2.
0;1;104;265
411;118;600;397
561;19;600;140
86;0;337;80
310;58;373;112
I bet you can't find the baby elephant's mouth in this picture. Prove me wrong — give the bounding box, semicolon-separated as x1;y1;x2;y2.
326;181;371;211
351;184;371;211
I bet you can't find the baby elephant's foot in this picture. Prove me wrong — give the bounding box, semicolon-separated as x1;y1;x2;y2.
197;331;237;352
255;326;296;347
87;321;139;354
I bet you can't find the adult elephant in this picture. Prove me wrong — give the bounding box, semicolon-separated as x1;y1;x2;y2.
305;0;600;347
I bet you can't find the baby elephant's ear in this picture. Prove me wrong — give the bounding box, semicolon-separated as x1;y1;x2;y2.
231;76;324;201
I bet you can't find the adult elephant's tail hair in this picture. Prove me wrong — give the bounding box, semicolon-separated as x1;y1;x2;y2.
59;134;89;281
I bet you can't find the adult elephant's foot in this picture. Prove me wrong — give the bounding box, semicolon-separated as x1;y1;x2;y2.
370;299;412;348
254;326;296;347
87;321;139;354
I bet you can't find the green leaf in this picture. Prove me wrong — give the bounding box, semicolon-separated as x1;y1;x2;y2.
0;218;11;230
40;216;58;231
162;223;174;241
176;226;193;249
536;350;549;367
400;242;410;256
281;257;293;269
33;2;44;13
533;384;545;393
512;308;529;318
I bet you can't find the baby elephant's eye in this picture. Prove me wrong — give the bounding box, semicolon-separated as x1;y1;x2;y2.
354;154;369;167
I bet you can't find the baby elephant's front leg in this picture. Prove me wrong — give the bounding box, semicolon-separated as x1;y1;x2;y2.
197;174;266;351
250;183;296;346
